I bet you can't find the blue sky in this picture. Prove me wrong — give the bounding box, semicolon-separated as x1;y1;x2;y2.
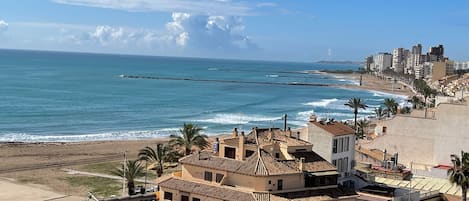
1;0;469;62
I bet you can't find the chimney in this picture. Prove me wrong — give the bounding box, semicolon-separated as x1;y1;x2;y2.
238;131;245;160
287;127;292;138
296;131;300;140
283;114;288;131
233;128;238;137
299;157;305;171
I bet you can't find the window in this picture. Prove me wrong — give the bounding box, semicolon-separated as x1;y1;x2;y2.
193;198;200;201
275;153;280;159
164;192;173;200
245;150;255;157
215;173;224;183
332;139;338;153
344;137;349;151
277;179;283;190
268;180;271;184
204;171;212;181
344;157;349;172
224;147;236;159
332;159;337;167
181;195;189;201
338;158;343;172
338;138;343;153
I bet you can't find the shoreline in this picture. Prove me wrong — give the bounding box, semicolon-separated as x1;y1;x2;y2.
0;72;416;199
0;72;414;144
322;72;415;97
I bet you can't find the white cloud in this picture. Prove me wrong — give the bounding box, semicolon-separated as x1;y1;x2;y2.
256;2;277;8
165;12;258;51
0;20;9;33
51;0;254;16
58;12;258;53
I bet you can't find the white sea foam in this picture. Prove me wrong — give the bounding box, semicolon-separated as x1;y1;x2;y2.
297;109;315;119
0;128;180;142
265;74;279;78
303;98;338;107
196;113;282;125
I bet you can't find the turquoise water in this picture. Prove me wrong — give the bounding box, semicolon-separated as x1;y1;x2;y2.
0;49;406;142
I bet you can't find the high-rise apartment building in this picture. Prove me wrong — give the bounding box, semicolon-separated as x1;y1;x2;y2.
392;48;405;73
373;53;392;73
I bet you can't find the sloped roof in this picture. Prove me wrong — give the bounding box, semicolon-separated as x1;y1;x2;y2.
179;150;300;176
291;151;337;172
355;145;393;162
159;177;255;201
246;128;311;147
311;121;354;136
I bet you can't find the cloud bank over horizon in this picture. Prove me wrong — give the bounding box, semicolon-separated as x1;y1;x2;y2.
52;11;258;56
0;20;8;33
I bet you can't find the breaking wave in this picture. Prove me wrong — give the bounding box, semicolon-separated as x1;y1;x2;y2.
303;98;339;107
196;113;282;125
0;128;180;142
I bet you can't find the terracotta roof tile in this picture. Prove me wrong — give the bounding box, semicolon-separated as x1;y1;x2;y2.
355;145;392;162
291;151;337;172
159;177;255;201
311;121;354;136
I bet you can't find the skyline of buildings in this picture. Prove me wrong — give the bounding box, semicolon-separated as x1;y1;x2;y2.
363;43;469;81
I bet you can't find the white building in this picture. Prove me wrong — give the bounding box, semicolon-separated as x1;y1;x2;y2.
414;62;433;79
454;61;469;71
373;52;392;73
404;44;423;75
392;48;406;73
299;115;355;180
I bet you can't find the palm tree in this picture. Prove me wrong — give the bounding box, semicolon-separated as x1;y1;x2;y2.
409;96;421;109
138;144;181;178
356;119;370;140
344;97;368;131
384;98;398;117
111;160;145;196
375;107;384;120
448;151;469;201
422;86;436;118
170;123;209;156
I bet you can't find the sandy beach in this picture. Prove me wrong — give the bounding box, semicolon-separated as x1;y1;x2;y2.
0;72;415;199
0;139;169;199
327;72;415;97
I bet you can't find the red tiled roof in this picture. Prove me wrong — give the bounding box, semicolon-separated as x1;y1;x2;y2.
311;121;354;136
159;177;255;201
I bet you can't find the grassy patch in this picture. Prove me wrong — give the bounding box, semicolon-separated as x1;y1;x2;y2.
17;176;43;184
79;161;121;175
63;176;122;198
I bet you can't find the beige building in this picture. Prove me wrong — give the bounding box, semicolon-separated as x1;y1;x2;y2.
365;102;469;170
158;127;358;201
432;61;455;81
299;116;356;180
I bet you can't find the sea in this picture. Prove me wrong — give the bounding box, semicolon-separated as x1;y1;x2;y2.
0;49;407;142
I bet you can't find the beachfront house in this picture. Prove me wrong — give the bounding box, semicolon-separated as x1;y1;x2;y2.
299;115;356;183
157;127;358;201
